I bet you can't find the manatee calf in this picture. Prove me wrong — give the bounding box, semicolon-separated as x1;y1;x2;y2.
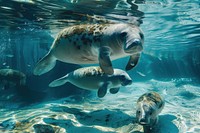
136;92;165;132
0;69;26;89
34;23;144;75
49;66;132;98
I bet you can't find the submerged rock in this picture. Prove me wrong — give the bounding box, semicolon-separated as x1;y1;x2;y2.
0;118;17;130
33;124;54;133
179;91;197;100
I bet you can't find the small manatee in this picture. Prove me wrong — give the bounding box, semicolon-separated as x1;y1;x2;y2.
49;66;132;98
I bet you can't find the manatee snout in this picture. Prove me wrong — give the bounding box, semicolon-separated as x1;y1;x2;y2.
121;79;132;86
133;39;143;51
120;74;132;86
137;112;151;125
132;39;142;47
136;103;153;126
124;38;143;53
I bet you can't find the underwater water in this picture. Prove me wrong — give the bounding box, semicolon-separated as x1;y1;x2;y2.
0;0;200;133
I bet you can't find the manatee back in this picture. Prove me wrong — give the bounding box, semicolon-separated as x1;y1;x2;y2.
72;66;106;78
137;92;165;112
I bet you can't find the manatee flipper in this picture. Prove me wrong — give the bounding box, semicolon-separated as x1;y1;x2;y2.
125;53;141;71
33;52;56;76
109;87;120;94
99;46;114;75
97;82;109;98
49;74;69;87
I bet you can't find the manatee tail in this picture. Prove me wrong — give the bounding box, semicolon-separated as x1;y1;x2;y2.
49;74;69;87
33;52;56;76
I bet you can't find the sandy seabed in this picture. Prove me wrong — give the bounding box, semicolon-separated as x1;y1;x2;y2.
0;79;200;133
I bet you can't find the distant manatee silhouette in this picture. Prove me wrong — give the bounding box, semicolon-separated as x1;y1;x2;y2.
0;69;26;89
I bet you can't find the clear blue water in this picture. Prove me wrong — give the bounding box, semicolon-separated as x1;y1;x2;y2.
0;0;200;133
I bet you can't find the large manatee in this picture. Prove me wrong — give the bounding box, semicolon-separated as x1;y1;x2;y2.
34;23;144;75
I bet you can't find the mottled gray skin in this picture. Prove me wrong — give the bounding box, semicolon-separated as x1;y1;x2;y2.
136;92;165;132
49;66;132;98
34;23;144;75
0;69;26;89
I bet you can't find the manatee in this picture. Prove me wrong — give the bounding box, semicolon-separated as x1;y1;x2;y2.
49;66;132;98
0;69;26;89
33;23;144;75
136;92;165;132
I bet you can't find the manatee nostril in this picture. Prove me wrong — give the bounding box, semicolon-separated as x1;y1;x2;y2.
140;118;145;122
133;39;141;45
122;79;132;86
133;39;143;51
127;80;133;85
125;39;142;50
139;118;147;124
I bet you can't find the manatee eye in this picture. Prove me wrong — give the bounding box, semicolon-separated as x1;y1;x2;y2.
139;32;144;40
149;112;152;116
120;32;127;38
137;110;141;114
